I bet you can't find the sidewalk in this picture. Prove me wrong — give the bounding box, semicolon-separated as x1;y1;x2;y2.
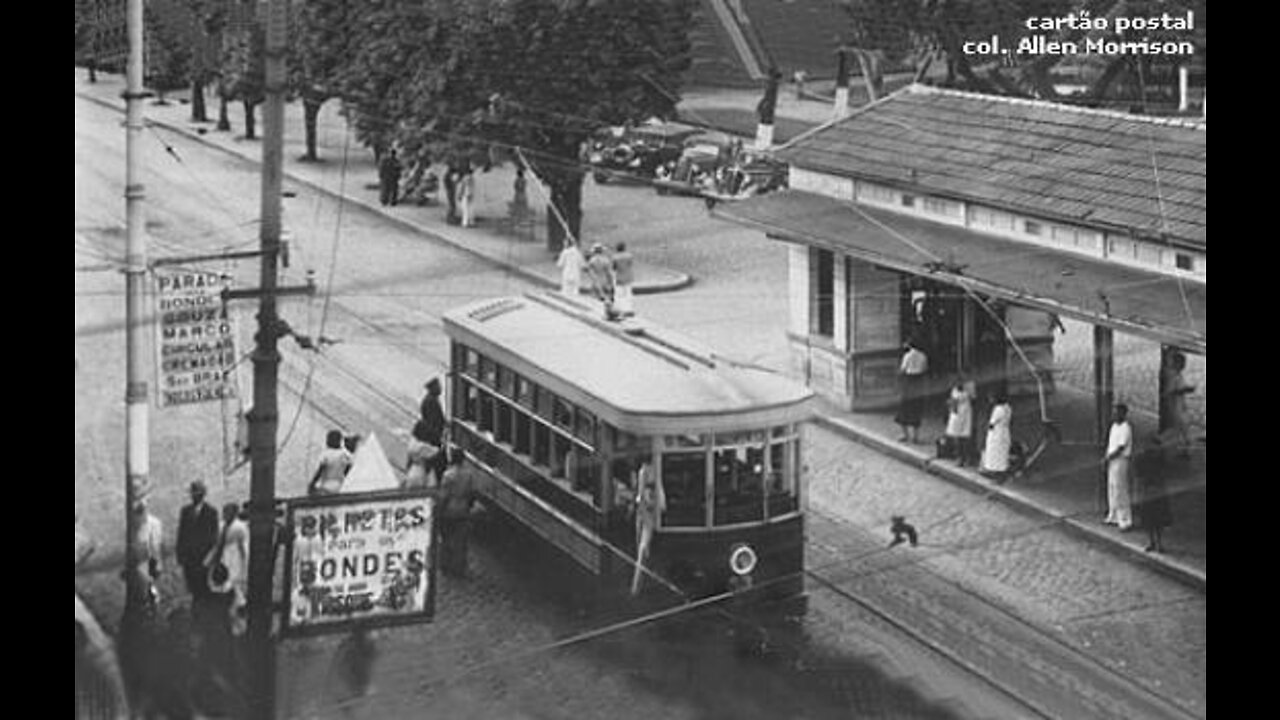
816;385;1207;589
73;70;692;298
77;69;1205;589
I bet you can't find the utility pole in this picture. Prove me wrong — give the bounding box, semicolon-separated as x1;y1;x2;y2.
245;0;289;716
122;0;151;642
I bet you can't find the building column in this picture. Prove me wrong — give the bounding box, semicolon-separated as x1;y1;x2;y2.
1093;326;1114;514
846;258;902;410
833;254;849;353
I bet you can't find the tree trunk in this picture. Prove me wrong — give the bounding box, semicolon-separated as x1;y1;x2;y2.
243;100;256;140
544;173;583;253
191;75;208;122
302;98;323;162
217;90;232;131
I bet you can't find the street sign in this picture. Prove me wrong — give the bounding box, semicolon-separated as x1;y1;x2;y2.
283;490;436;637
153;269;239;407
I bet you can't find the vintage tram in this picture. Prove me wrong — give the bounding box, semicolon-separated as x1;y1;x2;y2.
442;292;815;605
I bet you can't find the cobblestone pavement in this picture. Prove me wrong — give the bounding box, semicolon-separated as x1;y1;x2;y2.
805;423;1207;717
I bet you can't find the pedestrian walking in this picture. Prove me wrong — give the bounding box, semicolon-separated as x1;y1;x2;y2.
458;170;476;227
206;503;250;637
510;165;530;220
1161;350;1197;456
980;392;1013;480
1134;432;1174;553
404;419;442;490
177;481;221;605
419;378;447;480
587;243;615;306
436;449;479;578
444;166;461;225
309;429;353;496
612;242;636;316
943;376;976;466
630;461;665;596
378;149;402;207
1104;403;1135;531
894;341;928;444
130;499;164;594
557;241;586;297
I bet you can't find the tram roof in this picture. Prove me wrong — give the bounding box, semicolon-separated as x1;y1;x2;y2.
442;293;815;433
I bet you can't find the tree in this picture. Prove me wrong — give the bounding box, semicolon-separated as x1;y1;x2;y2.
221;22;266;139
186;0;228;123
291;0;356;161
381;0;692;250
146;6;193;105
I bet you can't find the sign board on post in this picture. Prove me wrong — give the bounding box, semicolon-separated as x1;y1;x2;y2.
154;270;239;407
283;491;436;637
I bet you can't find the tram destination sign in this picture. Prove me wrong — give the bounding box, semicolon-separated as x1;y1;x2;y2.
153;270;238;407
283;491;437;636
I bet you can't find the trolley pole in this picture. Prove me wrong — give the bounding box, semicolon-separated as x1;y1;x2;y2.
245;0;289;716
122;0;151;640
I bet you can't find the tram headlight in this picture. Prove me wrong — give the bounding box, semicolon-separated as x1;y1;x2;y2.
728;543;758;577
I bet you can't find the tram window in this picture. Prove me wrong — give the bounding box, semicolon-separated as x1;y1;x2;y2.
661;452;707;528
713;446;764;525
460;381;480;423
479;356;497;387
571;449;601;502
478;392;494;433
498;366;516;399
463;347;479;377
663;433;705;449
514;412;532;455
515;376;535;410
574;409;596;445
553;398;574;429
535;386;554;421
551;435;573;480
766;440;799;518
495;397;513;445
532;423;551;467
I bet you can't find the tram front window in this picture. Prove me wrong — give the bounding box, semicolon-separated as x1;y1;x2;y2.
767;438;799;517
661;452;706;527
713;446;764;525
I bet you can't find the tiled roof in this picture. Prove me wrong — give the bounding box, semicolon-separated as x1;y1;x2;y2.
777;85;1207;248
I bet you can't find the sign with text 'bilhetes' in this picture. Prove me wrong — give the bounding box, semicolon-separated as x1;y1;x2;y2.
154;270;238;407
284;491;436;636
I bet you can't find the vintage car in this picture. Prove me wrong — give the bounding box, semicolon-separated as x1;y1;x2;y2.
587;121;706;185
653;132;789;206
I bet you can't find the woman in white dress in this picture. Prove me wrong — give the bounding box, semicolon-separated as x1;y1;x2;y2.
944;378;976;467
981;392;1012;479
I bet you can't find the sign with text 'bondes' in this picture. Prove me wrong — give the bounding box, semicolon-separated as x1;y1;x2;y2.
154;270;238;407
284;491;436;636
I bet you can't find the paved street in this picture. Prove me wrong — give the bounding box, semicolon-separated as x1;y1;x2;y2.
76;73;1205;719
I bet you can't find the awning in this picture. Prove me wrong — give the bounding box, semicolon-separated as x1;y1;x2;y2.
714;190;1206;354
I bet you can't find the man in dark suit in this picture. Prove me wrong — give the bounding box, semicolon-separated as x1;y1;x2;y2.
176;481;220;603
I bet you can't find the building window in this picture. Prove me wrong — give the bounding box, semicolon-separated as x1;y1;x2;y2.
923;197;961;218
1137;243;1163;265
810;247;835;338
1024;220;1043;236
1175;253;1195;271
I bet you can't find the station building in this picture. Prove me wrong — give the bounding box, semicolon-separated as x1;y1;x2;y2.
716;84;1206;415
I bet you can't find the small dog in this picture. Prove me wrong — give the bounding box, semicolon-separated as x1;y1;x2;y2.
888;515;918;548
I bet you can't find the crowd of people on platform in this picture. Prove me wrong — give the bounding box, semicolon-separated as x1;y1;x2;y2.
896;340;1189;555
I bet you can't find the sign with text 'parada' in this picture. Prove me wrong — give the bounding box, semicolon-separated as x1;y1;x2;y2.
154;270;238;407
284;491;436;636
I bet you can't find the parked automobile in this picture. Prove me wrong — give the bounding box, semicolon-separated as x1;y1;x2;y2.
587;121;706;185
653;132;788;206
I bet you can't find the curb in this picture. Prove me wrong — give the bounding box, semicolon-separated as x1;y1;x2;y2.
77;88;695;296
814;414;1207;592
